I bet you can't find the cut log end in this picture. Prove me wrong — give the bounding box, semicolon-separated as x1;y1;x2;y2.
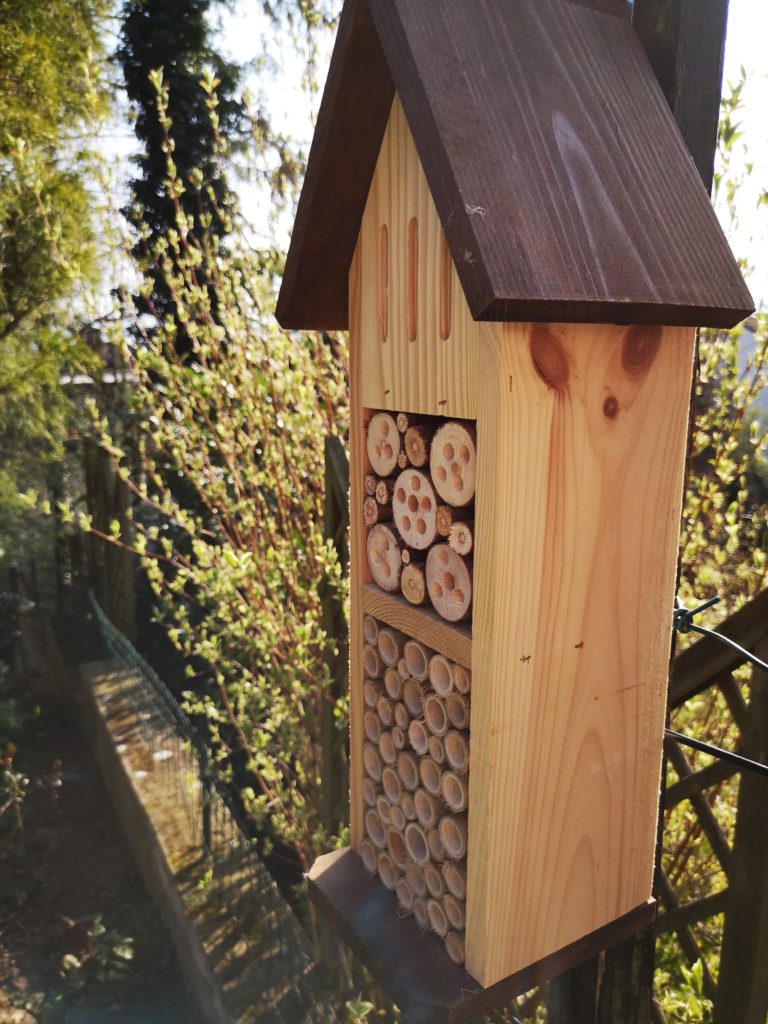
401;562;427;605
366;412;401;476
429;421;477;507
426;544;472;622
366;524;402;592
448;521;474;556
392;469;438;550
404;424;434;468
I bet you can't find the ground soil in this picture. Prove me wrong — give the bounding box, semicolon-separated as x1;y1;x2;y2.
0;677;203;1024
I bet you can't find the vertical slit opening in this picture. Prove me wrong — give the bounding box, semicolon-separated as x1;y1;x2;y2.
407;216;418;342
378;224;388;343
440;232;452;339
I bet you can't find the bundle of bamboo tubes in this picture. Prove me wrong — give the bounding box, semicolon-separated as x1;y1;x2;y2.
364;410;476;624
361;614;471;964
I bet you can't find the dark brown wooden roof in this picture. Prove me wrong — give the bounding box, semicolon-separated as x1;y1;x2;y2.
276;0;753;331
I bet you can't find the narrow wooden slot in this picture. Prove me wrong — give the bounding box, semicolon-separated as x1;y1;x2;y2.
361;584;472;668
378;224;388;344
439;232;452;340
407;216;418;342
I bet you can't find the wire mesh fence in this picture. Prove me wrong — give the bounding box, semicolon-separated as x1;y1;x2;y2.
89;592;337;1024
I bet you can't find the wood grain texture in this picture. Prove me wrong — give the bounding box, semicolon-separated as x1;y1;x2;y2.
275;0;393;330
308;848;655;1023
348;241;367;850
278;0;752;331
633;0;728;194
467;321;695;985
358;98;478;418
361;584;471;669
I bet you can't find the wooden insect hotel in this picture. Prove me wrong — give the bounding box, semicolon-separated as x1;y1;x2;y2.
277;0;753;1007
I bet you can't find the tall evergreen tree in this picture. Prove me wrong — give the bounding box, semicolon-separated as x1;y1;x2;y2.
117;0;245;345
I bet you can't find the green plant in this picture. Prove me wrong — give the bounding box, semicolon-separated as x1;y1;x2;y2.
0;741;28;835
656;960;713;1024
345;997;375;1024
59;915;134;992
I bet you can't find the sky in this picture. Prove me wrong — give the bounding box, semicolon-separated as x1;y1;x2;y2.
213;0;768;307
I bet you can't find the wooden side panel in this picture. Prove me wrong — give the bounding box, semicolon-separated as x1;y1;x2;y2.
348;240;369;851
466;321;695;986
358;97;478;419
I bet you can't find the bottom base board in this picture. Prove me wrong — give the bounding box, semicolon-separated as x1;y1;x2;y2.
308;848;656;1024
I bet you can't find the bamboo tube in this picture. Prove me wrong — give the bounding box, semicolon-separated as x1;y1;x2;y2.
396;411;417;434
438;813;468;860
364;473;378;497
366;524;403;592
435;503;472;538
375;477;397;505
429;654;454;697
403;424;435;469
401;561;428;606
453;665;471;695
424;862;447;899
359;837;377;874
376;694;394;728
363;644;384;679
428;735;446;766
427;898;449;938
366;412;401;477
442;770;469;813
378;730;397;765
397;751;420;792
443;895;466;931
365;808;386;848
381;766;402;805
404;821;430;865
400;791;416;821
391;725;407;751
384;668;402;701
396;878;414;912
376;795;392;825
414;787;442;830
390;804;406;832
386;828;409;871
361;777;379;808
406;861;427;899
363;496;390;527
419;757;443;797
397;657;410;682
444;931;465;966
392;470;438;550
425;545;473;623
363;614;379;645
402;678;425;718
363;679;385;709
404;639;431;681
363;710;382;743
427;826;446;862
448;521;474;556
444;730;470;775
408;719;430;756
393;701;410;730
377;851;400;891
377;626;406;667
424;693;449;737
412;897;430;932
442;861;467;900
446;692;470;730
397;450;409;470
429;420;477;507
363;743;383;782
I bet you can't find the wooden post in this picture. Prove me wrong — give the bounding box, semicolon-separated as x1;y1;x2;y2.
713;639;768;1024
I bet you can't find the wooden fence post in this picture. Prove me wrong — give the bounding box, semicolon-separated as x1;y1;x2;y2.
713;639;768;1024
548;3;730;1020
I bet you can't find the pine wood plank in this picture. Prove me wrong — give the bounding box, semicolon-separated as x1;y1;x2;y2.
348;240;367;851
467;321;695;986
360;583;472;669
358;97;478;419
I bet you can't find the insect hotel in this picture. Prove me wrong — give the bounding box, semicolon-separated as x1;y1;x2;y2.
277;0;753;1011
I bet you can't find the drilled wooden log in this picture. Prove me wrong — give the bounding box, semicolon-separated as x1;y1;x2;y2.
393;469;438;549
429;421;477;507
366;412;401;476
366;523;402;591
401;561;428;606
404;424;435;468
448;520;474;556
426;544;473;622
